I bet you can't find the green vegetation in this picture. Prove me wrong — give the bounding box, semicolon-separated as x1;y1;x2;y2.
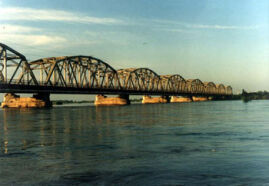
231;90;269;102
241;90;269;101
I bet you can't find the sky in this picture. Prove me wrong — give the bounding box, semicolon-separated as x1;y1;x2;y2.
0;0;268;98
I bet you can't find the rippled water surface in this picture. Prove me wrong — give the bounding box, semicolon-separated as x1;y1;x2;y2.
0;100;269;185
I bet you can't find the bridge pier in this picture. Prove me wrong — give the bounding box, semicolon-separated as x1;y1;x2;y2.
170;96;192;103
142;95;169;104
1;93;51;108
33;93;52;107
94;94;130;106
192;96;208;102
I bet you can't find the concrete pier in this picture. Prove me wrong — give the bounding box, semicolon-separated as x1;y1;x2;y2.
94;94;130;106
1;93;51;108
170;96;192;103
142;96;169;104
192;96;208;102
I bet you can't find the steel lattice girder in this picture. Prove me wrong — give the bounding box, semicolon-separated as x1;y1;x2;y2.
160;75;186;93
226;86;233;95
0;43;38;85
186;79;205;93
0;43;233;96
29;56;121;89
216;84;226;94
117;68;162;92
204;82;217;94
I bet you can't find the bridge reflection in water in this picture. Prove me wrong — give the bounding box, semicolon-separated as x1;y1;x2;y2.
0;103;193;155
0;43;232;107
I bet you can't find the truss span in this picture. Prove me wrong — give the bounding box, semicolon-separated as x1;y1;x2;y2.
216;84;226;94
186;79;205;94
160;75;186;93
204;82;217;94
0;43;233;96
0;43;38;85
226;86;233;95
29;56;121;90
117;68;161;92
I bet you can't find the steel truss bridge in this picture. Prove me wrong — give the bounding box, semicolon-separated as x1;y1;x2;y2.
0;43;232;97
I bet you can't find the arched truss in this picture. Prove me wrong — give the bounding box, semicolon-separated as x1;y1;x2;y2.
0;43;233;96
186;79;205;94
226;86;233;95
0;43;37;85
29;56;121;89
216;84;226;94
117;68;161;92
204;82;217;94
160;75;186;93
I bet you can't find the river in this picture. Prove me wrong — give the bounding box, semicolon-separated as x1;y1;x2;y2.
0;100;269;185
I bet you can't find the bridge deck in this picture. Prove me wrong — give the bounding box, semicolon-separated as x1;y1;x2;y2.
0;83;225;97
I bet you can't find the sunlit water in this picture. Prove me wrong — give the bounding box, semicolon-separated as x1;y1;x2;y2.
0;100;269;185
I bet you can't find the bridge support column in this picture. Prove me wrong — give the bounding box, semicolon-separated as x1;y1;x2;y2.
94;94;130;106
1;93;51;108
142;95;169;104
33;93;52;107
170;96;192;103
192;96;208;102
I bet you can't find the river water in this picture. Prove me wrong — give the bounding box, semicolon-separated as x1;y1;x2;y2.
0;100;269;185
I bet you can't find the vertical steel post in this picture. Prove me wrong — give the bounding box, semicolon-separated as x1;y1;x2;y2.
53;71;55;85
27;63;29;85
64;63;66;85
40;68;43;85
97;71;100;88
106;73;108;88
89;71;91;88
65;61;68;85
78;67;81;87
3;49;7;83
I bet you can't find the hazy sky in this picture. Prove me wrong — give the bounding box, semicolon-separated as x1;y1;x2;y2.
0;0;268;96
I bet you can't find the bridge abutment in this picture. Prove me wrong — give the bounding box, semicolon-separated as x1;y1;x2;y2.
94;94;130;106
142;95;169;104
1;93;52;108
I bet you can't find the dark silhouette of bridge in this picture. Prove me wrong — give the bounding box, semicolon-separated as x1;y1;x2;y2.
0;43;232;97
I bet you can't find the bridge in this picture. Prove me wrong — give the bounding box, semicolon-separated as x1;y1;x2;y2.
0;43;232;107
